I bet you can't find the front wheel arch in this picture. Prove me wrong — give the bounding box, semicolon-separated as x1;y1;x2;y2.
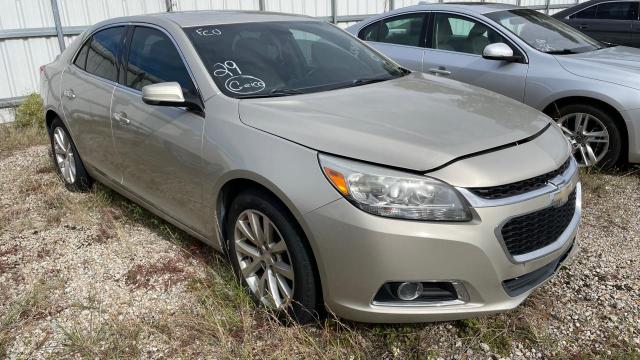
215;177;325;310
542;96;629;165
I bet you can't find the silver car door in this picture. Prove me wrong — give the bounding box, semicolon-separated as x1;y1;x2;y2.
60;26;125;181
423;12;528;102
110;25;207;232
362;12;427;71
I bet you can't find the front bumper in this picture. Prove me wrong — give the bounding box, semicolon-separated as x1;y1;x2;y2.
304;172;581;323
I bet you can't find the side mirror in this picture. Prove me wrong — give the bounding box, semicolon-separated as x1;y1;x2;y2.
142;82;186;106
482;43;522;62
142;82;204;113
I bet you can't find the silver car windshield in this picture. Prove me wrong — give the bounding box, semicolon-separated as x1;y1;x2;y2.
185;21;407;98
486;9;603;54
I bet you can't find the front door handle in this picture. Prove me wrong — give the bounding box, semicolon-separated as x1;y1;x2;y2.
578;24;589;29
428;67;452;76
113;112;131;126
63;89;76;99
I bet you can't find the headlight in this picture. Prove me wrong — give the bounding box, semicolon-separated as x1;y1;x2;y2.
319;154;471;221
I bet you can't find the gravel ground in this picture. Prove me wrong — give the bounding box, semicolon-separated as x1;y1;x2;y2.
1;145;639;359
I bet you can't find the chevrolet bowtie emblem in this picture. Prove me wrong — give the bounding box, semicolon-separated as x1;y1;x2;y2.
549;185;572;208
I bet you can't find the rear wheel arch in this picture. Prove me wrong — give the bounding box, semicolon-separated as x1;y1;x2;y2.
45;109;60;132
542;96;629;163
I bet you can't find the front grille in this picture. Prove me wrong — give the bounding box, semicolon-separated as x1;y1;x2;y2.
501;188;577;256
469;158;571;200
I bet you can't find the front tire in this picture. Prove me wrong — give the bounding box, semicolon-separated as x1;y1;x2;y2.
48;118;92;191
226;189;321;324
555;104;622;170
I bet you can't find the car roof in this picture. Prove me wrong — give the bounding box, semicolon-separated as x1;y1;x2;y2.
552;0;630;17
385;2;519;15
101;10;321;28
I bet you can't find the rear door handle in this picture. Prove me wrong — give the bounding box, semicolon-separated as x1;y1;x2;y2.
113;112;131;126
63;89;76;99
428;67;452;76
578;24;589;29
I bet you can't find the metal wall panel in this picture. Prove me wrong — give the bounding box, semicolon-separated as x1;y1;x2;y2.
0;36;62;100
57;0;166;27
265;0;331;17
175;0;260;11
0;0;56;30
0;108;15;123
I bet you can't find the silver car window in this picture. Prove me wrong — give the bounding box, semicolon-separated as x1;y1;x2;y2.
432;13;509;55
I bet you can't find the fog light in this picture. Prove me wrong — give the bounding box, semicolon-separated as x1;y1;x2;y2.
397;282;423;301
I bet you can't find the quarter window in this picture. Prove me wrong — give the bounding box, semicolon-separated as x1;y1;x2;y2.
73;42;89;69
359;21;381;41
83;26;125;82
379;13;426;47
432;13;508;55
570;5;597;19
125;27;196;99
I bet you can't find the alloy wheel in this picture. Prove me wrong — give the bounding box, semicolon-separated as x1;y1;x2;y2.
557;112;610;167
233;209;295;309
53;127;77;184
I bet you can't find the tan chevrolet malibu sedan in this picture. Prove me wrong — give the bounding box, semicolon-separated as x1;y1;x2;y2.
40;10;580;323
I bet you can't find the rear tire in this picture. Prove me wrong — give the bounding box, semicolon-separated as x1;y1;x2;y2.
48;118;93;191
226;189;322;324
555;103;622;170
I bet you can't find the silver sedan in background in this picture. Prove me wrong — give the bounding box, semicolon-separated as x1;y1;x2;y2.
347;3;640;169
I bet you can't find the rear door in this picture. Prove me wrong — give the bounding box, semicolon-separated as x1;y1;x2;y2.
60;26;126;181
110;25;207;231
423;12;528;102
357;12;427;71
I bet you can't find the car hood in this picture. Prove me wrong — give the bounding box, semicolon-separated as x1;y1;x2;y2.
555;46;640;90
238;73;551;171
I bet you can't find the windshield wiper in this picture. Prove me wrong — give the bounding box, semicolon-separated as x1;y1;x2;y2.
329;76;396;91
269;88;305;96
544;49;579;55
235;87;305;99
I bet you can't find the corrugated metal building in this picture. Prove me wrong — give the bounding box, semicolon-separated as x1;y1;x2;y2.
0;0;583;123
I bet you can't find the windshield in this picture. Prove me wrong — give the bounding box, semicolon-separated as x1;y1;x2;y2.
486;9;603;54
185;21;407;98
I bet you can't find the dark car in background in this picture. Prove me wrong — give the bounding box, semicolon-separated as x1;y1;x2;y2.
553;0;640;47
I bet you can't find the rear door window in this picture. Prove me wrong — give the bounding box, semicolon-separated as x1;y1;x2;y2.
84;26;125;82
595;1;639;20
379;13;427;47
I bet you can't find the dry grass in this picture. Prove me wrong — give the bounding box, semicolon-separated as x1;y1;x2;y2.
0;124;48;159
0;279;63;358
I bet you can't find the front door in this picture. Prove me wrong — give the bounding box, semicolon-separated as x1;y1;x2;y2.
110;25;207;231
60;26;126;181
423;12;528;102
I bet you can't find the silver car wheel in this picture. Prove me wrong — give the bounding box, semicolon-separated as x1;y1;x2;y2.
234;209;295;309
53;127;77;184
557;112;609;167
